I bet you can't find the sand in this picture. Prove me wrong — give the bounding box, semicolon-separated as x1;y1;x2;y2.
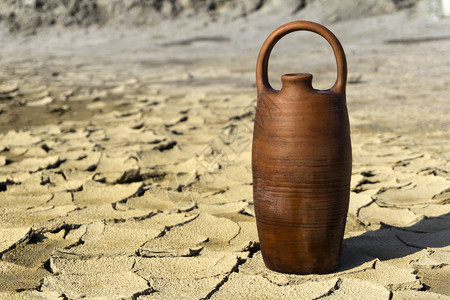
0;2;449;299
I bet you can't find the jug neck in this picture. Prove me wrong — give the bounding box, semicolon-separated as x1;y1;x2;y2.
281;73;313;93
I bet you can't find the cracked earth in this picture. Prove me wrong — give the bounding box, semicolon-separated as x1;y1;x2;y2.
1;9;449;300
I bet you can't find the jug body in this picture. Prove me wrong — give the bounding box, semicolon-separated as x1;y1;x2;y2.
252;21;352;274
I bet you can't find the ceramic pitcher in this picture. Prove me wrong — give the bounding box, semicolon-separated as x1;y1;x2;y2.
252;21;352;274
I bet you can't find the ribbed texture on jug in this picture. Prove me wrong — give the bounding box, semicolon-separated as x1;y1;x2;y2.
252;88;351;274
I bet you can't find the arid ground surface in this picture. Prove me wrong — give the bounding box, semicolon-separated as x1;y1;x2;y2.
0;2;449;299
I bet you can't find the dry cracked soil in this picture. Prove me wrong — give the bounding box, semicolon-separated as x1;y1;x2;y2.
0;3;449;300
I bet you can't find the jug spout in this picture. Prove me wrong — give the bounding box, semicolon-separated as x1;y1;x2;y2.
281;73;313;92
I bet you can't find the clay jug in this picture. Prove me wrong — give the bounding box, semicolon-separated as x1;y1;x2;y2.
252;21;352;274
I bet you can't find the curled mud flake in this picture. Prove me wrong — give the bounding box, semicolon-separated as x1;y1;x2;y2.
67;213;196;256
92;153;142;184
358;202;422;227
155;141;177;152
432;187;450;203
0;130;42;147
16;155;65;172
374;175;450;207
26;96;54;107
198;201;248;217
62;151;101;172
0;83;19;95
139;213;239;252
72;180;143;205
392;290;450;300
0;260;50;292
209;273;340;300
134;251;244;281
349;190;375;216
412;249;450;269
40;272;150;299
319;278;391;300
1;230;72;269
0;227;32;257
343;260;422;291
50;252;135;275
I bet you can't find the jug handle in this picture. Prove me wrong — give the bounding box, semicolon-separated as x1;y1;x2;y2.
256;21;347;95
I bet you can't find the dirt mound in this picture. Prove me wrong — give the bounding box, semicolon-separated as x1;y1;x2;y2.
0;0;437;35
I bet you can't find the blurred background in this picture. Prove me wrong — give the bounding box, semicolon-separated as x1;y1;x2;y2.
1;0;449;128
0;0;447;34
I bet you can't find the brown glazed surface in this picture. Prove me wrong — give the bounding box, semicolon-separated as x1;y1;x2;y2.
252;21;352;274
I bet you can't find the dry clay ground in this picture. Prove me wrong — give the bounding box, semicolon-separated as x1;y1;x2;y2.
0;10;449;299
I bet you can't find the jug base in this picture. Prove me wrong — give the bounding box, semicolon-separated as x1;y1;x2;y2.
263;259;339;275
